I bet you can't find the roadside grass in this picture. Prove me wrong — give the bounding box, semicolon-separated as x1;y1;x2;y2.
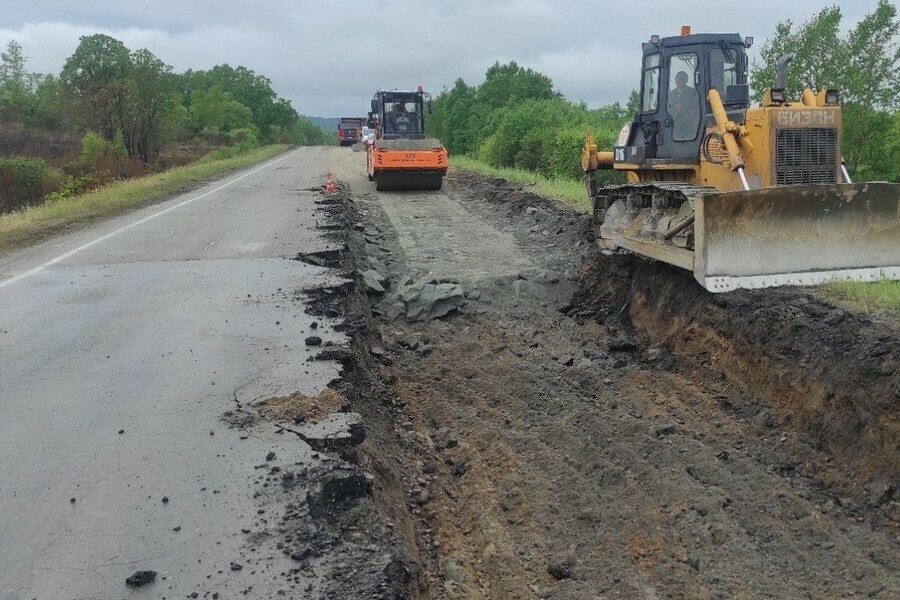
0;144;290;255
821;278;900;323
451;155;591;212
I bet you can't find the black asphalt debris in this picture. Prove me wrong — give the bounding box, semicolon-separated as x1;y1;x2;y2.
125;570;157;587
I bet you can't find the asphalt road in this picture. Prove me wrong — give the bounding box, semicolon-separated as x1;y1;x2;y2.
0;147;343;598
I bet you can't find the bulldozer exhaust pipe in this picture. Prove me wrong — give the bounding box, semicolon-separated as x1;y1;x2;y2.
774;54;794;90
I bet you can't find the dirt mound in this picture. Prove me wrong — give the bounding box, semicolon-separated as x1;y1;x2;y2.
258;388;349;423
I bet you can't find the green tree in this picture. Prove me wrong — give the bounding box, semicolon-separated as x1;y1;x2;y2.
625;89;640;118
0;40;35;111
30;74;65;129
884;111;900;179
479;61;556;109
439;78;480;155
188;85;253;133
751;6;844;100
183;65;290;143
285;115;327;145
843;0;900;110
121;49;180;161
426;60;631;184
60;34;133;139
0;42;68;130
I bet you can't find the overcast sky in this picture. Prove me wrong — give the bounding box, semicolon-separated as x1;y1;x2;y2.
0;1;882;117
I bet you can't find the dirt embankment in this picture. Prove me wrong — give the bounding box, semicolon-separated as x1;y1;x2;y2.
315;167;899;599
573;254;900;495
469;172;899;495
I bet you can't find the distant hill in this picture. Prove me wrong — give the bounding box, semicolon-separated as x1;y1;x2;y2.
306;117;341;134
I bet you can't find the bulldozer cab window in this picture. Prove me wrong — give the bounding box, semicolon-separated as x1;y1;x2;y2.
709;47;740;93
667;53;701;141
641;53;660;113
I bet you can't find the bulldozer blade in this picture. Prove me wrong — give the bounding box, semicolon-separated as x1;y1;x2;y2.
375;171;443;191
694;182;900;292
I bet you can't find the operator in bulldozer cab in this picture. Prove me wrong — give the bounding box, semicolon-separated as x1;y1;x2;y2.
667;70;700;140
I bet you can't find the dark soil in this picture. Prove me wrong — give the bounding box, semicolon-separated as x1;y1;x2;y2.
317;166;899;599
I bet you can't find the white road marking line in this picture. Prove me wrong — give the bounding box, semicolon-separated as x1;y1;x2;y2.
0;152;292;290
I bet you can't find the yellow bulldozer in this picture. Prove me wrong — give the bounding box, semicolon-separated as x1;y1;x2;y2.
582;28;900;292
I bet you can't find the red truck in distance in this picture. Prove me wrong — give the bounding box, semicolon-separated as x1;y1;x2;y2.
337;117;365;146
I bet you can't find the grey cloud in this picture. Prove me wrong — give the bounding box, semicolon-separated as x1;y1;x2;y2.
0;0;884;117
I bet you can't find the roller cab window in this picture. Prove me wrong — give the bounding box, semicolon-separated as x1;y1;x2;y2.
384;101;423;136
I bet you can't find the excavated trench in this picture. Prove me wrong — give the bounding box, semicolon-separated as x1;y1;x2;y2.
303;171;899;599
573;251;900;495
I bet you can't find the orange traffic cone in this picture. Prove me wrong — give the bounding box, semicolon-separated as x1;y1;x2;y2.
326;173;335;194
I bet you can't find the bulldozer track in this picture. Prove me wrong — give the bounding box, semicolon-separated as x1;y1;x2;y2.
592;182;719;224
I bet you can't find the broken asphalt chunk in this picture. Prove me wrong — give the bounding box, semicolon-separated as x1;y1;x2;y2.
396;277;465;321
125;570;157;587
294;412;364;450
361;269;387;293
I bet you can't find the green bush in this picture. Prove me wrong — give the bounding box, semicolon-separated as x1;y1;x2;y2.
514;128;549;172
44;174;93;204
477;134;502;167
77;132;108;171
544;128;586;180
228;127;259;151
0;156;65;212
111;130;128;159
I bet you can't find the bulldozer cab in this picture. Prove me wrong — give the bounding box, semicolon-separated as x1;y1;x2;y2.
372;91;429;140
631;33;751;162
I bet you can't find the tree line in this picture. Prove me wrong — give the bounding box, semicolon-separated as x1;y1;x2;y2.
426;0;899;184
0;33;326;212
427;62;636;184
1;34;326;159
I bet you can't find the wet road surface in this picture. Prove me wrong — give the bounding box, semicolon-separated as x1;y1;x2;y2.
0;148;344;597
